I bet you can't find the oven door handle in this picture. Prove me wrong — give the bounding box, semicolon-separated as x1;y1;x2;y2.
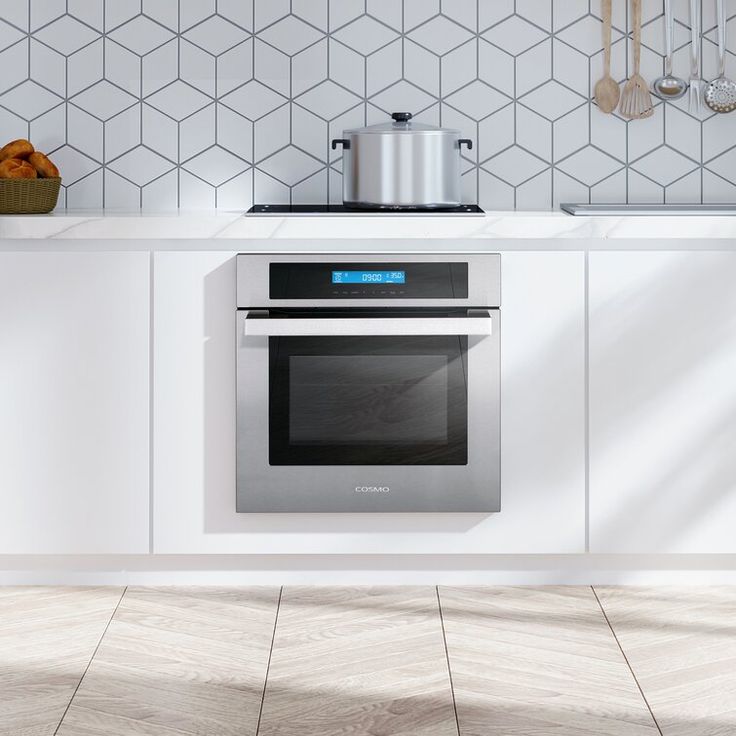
242;311;493;337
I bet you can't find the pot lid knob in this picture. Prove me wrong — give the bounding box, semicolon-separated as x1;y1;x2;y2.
391;112;413;122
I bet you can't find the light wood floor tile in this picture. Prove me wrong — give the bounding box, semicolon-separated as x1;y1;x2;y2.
439;586;660;736
0;586;123;736
596;586;736;736
56;586;280;736
257;586;457;736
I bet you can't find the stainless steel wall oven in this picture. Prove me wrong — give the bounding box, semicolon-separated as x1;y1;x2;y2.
236;253;500;512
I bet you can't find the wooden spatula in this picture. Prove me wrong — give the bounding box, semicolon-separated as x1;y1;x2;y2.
619;0;654;119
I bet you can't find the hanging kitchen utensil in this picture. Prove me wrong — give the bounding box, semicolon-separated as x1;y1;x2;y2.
653;0;688;99
689;0;704;112
705;0;736;112
619;0;654;118
595;0;621;112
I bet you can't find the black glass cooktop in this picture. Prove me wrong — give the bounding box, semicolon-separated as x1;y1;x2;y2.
247;204;484;216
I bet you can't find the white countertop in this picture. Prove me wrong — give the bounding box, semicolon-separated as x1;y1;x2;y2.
1;210;735;248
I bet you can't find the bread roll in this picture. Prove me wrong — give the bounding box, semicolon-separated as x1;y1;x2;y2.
28;152;59;178
0;158;38;179
0;139;34;162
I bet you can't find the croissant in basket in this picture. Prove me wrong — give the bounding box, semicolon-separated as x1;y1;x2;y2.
0;158;37;179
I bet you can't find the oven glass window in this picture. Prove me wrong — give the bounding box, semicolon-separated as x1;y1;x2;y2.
270;336;467;465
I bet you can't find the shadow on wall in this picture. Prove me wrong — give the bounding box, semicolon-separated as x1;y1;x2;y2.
201;258;485;535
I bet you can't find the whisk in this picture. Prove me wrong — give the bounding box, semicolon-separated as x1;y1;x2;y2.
619;0;654;119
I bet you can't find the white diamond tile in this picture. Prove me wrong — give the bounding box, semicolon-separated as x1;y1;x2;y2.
557;146;623;185
704;147;736;182
443;0;478;32
517;0;551;32
108;15;174;56
591;169;626;203
105;104;141;161
258;15;323;56
703;113;736;161
515;40;552;96
478;105;514;162
142;105;177;162
292;40;328;97
292;106;327;161
553;39;589;96
554;106;589;162
553;0;588;32
0;108;26;142
254;105;289;162
520;80;585;122
518;168;552;209
369;80;435;115
31;0;65;31
183;144;248;186
483;15;548;55
109;145;175;186
479;169;515;210
258;145;323;185
255;39;290;97
66;169;103;208
217;0;254;32
67;39;103;96
292;0;327;31
441;40;476;96
67;105;103;160
180;39;216;97
328;106;364;163
217;169;253;210
179;169;215;208
141;39;178;97
103;41;140;97
184;16;249;56
404;39;440;96
367;0;402;32
180;0;216;32
367;39;403;97
296;80;361;121
553;168;587;208
145;80;212;121
29;105;66;154
220;80;287;121
483;145;548;186
0;19;25;51
664;105;701;163
217;39;254;97
408;16;474;56
292;167;327;203
333;15;399;56
0;41;28;94
2;1;29;31
478;0;514;32
104;169;140;208
444;80;511;121
255;0;289;31
142;0;178;32
515;105;551;162
254;168;289;204
329;40;364;96
179;104;216;161
628;169;665;203
328;0;362;30
703;169;736;202
404;0;439;31
631;146;697;186
71;80;137;121
0;80;63;120
665;169;702;203
590;108;626;161
557;15;622;57
142;169;178;210
478;40;515;97
33;14;99;56
217;105;253;162
49;144;99;183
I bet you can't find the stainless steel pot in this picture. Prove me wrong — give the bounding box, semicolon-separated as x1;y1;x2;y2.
332;112;472;209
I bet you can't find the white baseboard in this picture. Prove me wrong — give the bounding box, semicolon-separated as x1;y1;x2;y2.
1;554;735;585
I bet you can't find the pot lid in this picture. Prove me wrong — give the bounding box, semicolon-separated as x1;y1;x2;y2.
345;112;460;135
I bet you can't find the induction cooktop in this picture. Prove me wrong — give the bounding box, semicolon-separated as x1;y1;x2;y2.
247;204;485;216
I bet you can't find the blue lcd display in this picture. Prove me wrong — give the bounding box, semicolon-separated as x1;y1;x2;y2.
332;270;406;285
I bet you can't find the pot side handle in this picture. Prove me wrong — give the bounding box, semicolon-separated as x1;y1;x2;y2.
459;139;473;150
331;139;351;150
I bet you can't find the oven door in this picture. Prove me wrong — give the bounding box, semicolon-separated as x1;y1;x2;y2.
236;310;500;512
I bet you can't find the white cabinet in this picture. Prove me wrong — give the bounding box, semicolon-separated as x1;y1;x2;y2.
590;252;736;553
153;251;585;554
0;252;150;554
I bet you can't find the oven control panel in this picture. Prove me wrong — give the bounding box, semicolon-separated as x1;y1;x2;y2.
270;262;468;299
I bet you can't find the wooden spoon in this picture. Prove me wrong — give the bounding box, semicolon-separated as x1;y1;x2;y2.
594;0;620;113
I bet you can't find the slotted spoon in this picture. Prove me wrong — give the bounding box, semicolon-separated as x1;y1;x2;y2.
619;0;654;119
705;0;736;112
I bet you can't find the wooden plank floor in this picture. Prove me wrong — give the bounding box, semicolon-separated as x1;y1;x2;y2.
596;586;736;736
1;586;735;735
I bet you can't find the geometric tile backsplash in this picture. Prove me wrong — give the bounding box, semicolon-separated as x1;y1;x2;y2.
1;0;735;210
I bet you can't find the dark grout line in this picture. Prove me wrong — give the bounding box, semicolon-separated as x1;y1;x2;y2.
255;586;283;736
436;586;461;736
53;586;128;735
591;586;663;736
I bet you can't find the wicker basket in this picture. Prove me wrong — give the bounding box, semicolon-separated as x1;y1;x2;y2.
0;177;62;214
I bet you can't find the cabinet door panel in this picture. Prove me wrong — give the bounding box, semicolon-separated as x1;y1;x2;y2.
0;253;150;554
590;252;736;553
154;251;585;554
